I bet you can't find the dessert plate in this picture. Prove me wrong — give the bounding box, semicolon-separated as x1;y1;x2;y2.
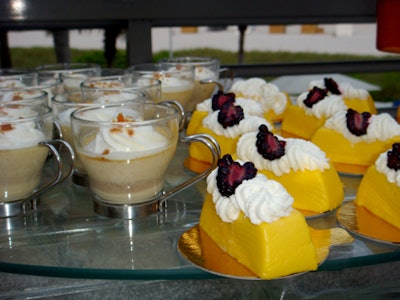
178;224;353;280
300;208;337;220
337;201;400;246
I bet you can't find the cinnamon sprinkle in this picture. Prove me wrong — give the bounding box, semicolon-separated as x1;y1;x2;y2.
0;124;14;132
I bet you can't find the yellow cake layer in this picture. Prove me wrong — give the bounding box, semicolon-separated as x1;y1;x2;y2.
199;194;318;279
280;105;326;140
343;96;377;114
189;126;239;164
356;164;400;230
186;110;208;136
311;127;400;175
259;162;344;213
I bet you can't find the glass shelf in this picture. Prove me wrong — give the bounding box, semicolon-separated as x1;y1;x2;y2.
0;141;399;280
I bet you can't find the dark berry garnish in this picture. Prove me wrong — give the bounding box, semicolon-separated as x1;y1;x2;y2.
255;124;286;160
211;90;235;111
217;102;244;128
324;78;341;95
216;154;257;197
303;87;328;108
387;143;400;171
346;108;371;136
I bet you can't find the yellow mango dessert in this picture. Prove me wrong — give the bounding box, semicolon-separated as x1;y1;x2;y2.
307;77;377;114
235;125;343;213
356;143;400;230
229;77;291;123
187;92;274;167
311;108;400;175
199;154;318;279
187;91;269;136
280;81;347;140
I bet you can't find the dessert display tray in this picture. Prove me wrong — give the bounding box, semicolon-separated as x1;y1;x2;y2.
0;142;399;280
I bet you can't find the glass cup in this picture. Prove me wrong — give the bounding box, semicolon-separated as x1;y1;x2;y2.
126;63;195;111
71;102;220;218
0;88;48;106
160;56;221;111
35;63;101;92
81;74;161;103
0;72;38;89
0;103;74;217
52;90;147;186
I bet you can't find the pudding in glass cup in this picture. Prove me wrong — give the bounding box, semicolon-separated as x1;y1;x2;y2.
126;63;195;111
161;56;221;112
0;103;74;216
52;90;147;185
81;74;161;103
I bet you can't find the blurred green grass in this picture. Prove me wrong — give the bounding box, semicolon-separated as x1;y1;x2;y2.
9;47;400;102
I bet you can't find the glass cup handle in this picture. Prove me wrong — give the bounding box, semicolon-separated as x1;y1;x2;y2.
159;100;186;131
23;139;75;205
199;67;234;93
158;133;221;208
53;121;63;139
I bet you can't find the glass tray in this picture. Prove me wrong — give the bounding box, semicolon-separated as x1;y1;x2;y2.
0;141;399;280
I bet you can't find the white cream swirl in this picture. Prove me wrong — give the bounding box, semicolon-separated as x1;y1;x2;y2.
230;78;288;115
202;111;273;138
207;167;293;224
339;82;369;100
237;132;329;176
296;91;347;118
0;107;47;150
0;79;27;89
325;111;400;144
376;150;400;187
308;79;369;100
195;66;217;81
79;108;170;160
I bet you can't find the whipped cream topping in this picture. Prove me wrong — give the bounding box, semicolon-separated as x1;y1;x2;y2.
296;91;347;118
195;97;265;117
146;71;194;92
202;111;273;138
0;79;27;89
309;79;369;100
0;107;47;150
56;107;77;126
195;66;217;80
324;111;400;143
230;78;288;115
237;133;330;175
338;82;369;100
79;108;170;160
207;166;293;224
375;150;400;187
0;90;44;103
89;91;143;103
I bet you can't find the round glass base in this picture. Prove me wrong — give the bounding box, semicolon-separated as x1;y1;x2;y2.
93;196;162;219
0;197;40;218
72;171;89;187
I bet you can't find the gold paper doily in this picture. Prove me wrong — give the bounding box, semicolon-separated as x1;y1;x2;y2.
337;201;400;245
178;224;353;280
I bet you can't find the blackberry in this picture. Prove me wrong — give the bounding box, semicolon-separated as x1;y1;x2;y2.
255;124;286;160
346;108;371;136
211;90;235;111
217;102;244;128
387;143;400;171
324;77;341;95
216;154;257;197
303;87;328;108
